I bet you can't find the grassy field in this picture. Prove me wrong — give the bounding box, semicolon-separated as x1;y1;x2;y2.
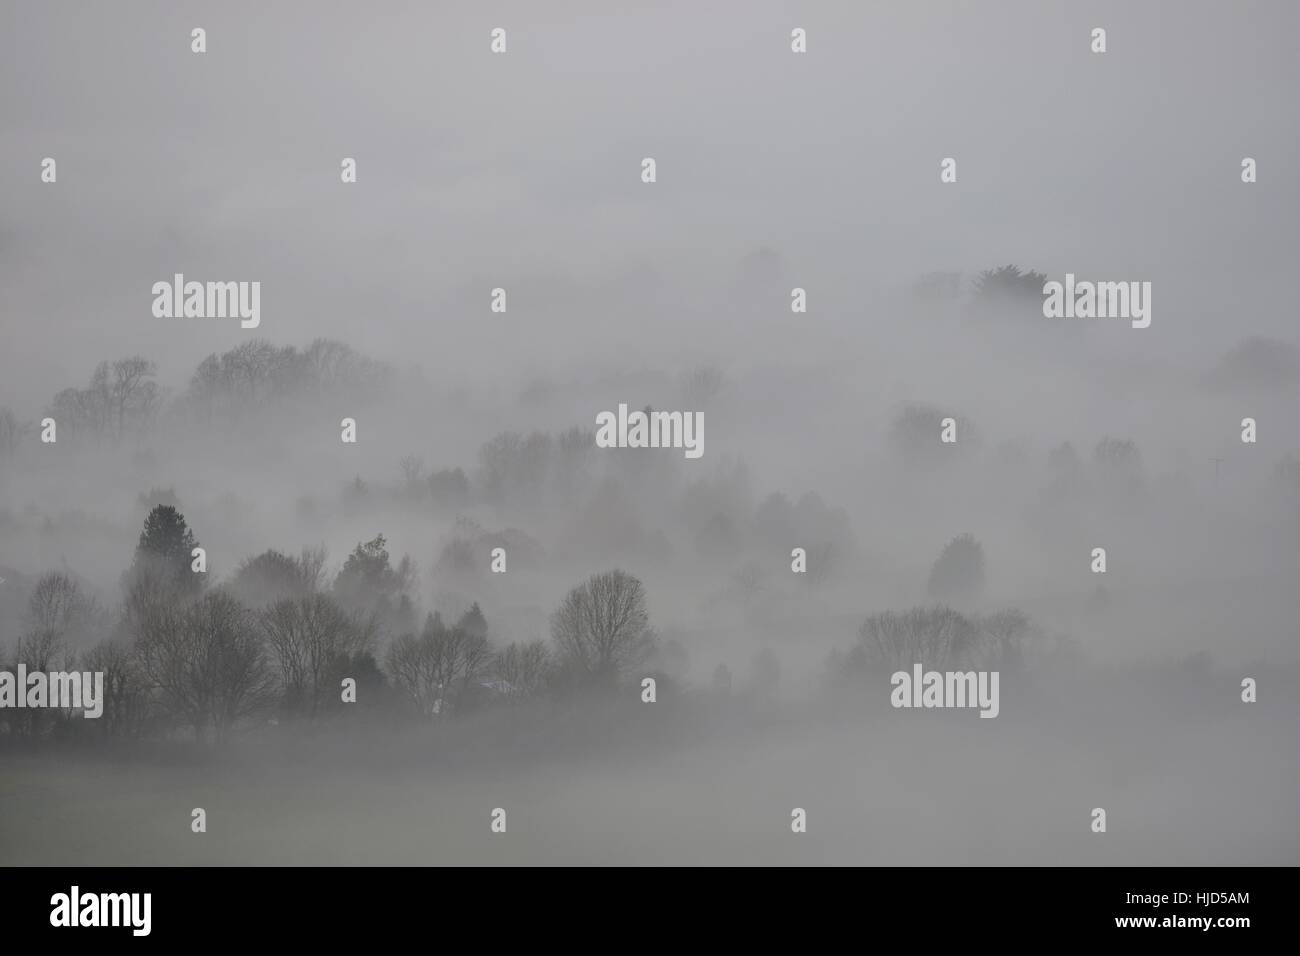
3;683;1296;866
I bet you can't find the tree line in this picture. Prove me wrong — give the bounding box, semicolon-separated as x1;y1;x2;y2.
0;338;388;450
1;505;656;744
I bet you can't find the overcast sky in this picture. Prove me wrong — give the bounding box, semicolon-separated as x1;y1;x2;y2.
2;0;1299;410
3;1;1300;869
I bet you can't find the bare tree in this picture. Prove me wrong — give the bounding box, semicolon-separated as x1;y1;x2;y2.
8;619;69;737
477;430;554;506
297;546;328;593
6;621;69;738
853;606;982;674
122;555;185;644
399;455;425;487
82;639;150;737
26;572;96;641
976;608;1032;672
492;640;551;698
6;572;98;734
12;625;66;671
43;358;159;440
14;571;100;666
261;593;367;718
109;357;160;437
679;364;725;406
385;632;441;717
550;570;655;685
135;590;274;742
839;605;1033;682
222;340;284;407
386;614;491;717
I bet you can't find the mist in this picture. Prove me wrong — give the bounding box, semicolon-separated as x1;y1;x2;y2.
2;0;1298;866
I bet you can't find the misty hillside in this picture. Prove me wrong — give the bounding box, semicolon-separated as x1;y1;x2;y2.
2;0;1298;866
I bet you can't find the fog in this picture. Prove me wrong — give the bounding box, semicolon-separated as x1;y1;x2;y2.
2;0;1298;866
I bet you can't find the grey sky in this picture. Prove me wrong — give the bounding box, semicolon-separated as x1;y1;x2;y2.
3;1;1300;870
3;0;1299;410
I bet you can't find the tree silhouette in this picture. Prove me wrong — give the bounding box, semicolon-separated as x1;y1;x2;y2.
456;602;488;641
44;356;159;440
850;606;981;674
228;547;326;609
332;534;415;635
841;605;1033;677
386;611;491;717
128;505;203;599
134;590;274;742
926;533;986;602
550;570;654;686
970;264;1048;314
492;640;552;699
1093;437;1144;492
261;592;366;719
888;402;975;470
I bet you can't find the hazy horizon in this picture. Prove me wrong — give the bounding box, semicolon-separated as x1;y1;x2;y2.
2;0;1298;867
